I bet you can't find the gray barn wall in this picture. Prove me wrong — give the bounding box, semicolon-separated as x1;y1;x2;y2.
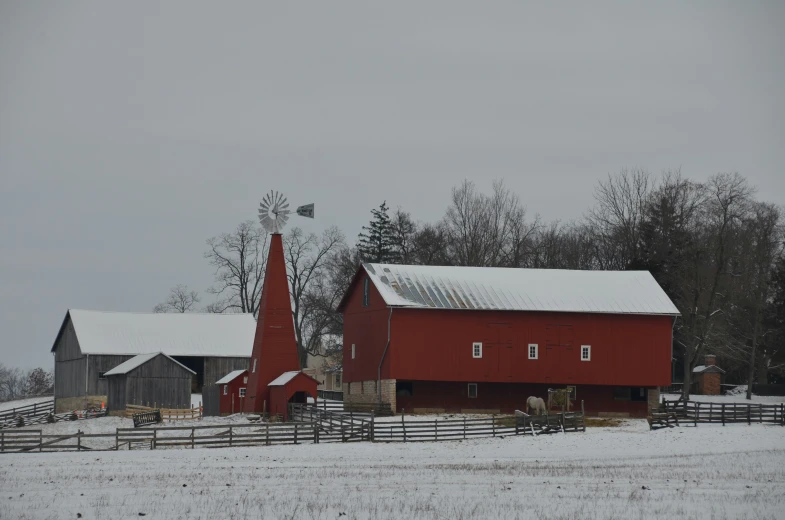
122;355;193;409
106;374;127;412
88;355;133;396
54;319;85;399
204;357;250;387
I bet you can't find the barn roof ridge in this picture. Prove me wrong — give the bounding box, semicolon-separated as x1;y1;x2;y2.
339;263;680;316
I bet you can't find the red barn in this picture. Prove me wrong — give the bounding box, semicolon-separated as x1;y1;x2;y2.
338;264;680;418
216;369;249;415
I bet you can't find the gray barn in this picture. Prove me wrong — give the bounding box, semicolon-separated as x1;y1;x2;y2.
51;310;256;412
105;353;195;411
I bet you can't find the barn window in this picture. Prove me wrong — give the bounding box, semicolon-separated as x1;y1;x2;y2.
243;377;248;384
239;388;246;398
472;342;482;358
98;372;107;380
468;383;478;398
363;278;370;307
223;385;228;395
581;345;591;361
335;373;341;387
352;344;356;359
528;344;538;360
252;359;257;373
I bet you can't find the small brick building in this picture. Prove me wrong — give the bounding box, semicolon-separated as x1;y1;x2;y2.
692;355;725;395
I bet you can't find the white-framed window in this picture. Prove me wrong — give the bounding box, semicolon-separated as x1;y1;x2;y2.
468;383;478;398
352;344;356;359
528;343;538;360
223;385;228;395
472;342;482;358
335;373;341;387
243;377;248;384
581;345;591;361
252;359;257;373
239;388;246;397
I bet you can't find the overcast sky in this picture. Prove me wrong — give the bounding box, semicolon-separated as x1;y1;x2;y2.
1;1;783;369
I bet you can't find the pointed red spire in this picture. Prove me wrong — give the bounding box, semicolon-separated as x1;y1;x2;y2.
243;233;300;413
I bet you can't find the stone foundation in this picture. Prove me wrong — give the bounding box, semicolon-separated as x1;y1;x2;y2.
344;379;396;412
647;387;660;412
55;395;106;413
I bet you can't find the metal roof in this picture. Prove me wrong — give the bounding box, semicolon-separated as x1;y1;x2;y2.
215;369;248;385
54;310;256;357
268;371;303;387
104;352;196;376
362;263;680;316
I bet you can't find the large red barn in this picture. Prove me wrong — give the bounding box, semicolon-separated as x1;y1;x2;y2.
338;264;680;418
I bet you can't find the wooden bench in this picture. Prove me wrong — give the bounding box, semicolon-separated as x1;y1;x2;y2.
132;410;162;428
647;410;679;430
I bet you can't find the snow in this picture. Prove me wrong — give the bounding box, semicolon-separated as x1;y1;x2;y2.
362;263;680;315
1;421;783;519
663;391;785;405
103;352;195;376
268;370;302;386
692;364;726;373
215;370;246;385
61;309;256;357
0;396;52;412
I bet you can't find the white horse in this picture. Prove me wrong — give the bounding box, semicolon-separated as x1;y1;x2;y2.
526;396;547;416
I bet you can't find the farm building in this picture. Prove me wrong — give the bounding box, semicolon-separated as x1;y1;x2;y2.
692;355;725;395
105;352;194;412
267;371;319;420
216;369;249;415
51;310;255;412
338;264;680;418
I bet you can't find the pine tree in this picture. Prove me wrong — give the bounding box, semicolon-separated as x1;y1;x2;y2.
357;202;398;263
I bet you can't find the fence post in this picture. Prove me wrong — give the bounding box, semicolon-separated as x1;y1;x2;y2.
747;405;751;425
39;430;43;452
77;430;82;451
721;404;725;426
463;417;467;440
581;400;586;432
229;426;233;448
492;415;496;437
191;428;195;449
294;423;298;445
781;404;784;427
434;419;438;442
694;403;698;427
1;431;5;453
152;428;157;450
402;409;407;443
115;429;119;450
370;412;375;443
266;423;270;446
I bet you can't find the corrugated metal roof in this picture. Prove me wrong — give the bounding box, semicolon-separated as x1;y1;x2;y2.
363;264;680;316
268;371;302;386
60;310;256;357
215;369;248;385
104;352;196;376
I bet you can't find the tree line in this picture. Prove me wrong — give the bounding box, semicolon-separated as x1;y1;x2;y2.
0;363;53;402
156;169;784;400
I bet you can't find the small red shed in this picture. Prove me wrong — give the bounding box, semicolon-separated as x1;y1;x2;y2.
216;369;248;415
267;371;319;420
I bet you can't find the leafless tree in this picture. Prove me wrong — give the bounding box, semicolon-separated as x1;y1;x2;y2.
204;220;268;316
153;284;201;313
284;226;346;367
0;363;26;402
411;222;450;265
391;209;417;264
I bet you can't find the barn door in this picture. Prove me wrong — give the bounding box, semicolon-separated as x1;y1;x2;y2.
485;323;513;380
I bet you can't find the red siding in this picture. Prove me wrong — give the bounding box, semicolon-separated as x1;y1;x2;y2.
268;373;318;420
342;281;673;387
218;371;248;415
342;275;394;383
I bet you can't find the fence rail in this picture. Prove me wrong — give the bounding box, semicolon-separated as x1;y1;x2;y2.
662;399;785;426
123;404;202;422
0;398;54;424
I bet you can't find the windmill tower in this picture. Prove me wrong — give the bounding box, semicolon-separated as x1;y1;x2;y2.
243;191;314;414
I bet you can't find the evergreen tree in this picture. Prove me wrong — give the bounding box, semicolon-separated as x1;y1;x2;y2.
357;202;398;263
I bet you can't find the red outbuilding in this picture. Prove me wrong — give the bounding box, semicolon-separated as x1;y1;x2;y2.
338;264;680;418
267;371;319;420
216;369;249;415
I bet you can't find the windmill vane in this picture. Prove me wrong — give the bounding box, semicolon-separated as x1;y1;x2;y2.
258;190;314;233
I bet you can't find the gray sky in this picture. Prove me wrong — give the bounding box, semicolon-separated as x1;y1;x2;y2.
1;1;783;369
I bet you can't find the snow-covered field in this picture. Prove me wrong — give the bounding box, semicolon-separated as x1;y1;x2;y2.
1;421;783;520
0;396;52;412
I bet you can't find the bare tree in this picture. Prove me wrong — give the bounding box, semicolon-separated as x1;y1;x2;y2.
0;363;26;402
411;222;450;265
24;368;53;396
391;208;417;264
204;220;268;316
284;226;346;367
153;284;201;313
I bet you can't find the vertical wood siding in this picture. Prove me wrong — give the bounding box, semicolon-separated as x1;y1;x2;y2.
107;355;193;410
204;357;250;387
54;319;85;398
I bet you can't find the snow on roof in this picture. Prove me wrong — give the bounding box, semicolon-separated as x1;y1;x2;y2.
268;371;302;386
104;352;196;376
693;365;726;374
215;369;247;385
56;310;256;357
362;263;680;315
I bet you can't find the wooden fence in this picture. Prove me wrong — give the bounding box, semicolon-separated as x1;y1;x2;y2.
0;398;54;426
123;404;202;421
662;399;785;426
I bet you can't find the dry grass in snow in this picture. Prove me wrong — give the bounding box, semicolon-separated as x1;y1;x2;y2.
1;421;783;520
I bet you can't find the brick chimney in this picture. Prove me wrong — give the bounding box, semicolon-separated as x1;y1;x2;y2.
705;354;717;366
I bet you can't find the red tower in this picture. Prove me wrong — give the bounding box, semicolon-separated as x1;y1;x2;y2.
243;233;300;413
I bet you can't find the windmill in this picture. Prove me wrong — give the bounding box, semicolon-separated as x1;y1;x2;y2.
257;190;314;234
243;191;317;415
